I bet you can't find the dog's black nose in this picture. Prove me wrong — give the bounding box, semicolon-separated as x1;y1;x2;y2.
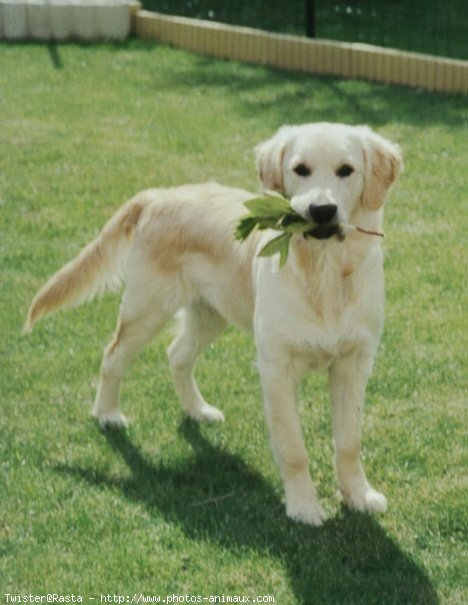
308;203;337;225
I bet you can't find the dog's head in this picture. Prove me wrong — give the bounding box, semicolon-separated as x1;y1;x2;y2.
255;123;403;238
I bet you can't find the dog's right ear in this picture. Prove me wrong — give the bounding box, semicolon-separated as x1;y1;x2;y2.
255;126;294;193
359;127;403;211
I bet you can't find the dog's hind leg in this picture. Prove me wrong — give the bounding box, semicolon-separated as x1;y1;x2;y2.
167;301;227;423
92;281;175;428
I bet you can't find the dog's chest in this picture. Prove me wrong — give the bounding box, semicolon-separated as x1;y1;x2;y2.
278;284;368;362
254;242;384;366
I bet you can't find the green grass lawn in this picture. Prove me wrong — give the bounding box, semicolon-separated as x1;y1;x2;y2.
1;40;466;604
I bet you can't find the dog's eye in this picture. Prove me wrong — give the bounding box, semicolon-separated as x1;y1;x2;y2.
336;164;354;178
293;163;311;177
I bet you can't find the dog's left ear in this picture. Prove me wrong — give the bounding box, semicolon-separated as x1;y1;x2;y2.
360;128;403;211
255;126;295;193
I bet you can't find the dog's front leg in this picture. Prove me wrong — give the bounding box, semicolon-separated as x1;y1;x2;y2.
258;358;326;526
329;350;387;514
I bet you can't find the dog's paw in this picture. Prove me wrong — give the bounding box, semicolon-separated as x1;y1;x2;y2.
362;488;388;513
286;493;327;526
341;484;387;514
92;408;129;430
188;403;225;424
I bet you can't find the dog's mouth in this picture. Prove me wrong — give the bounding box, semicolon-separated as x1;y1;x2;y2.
279;211;346;242
304;222;346;241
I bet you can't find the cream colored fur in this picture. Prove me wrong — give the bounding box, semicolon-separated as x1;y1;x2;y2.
26;122;403;526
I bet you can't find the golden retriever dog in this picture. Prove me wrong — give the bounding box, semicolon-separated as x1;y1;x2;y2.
25;122;403;526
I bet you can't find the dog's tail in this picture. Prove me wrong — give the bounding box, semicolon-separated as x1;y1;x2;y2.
24;194;149;333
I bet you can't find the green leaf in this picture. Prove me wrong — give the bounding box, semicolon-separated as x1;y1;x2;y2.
244;195;290;217
280;212;315;234
234;215;259;240
258;232;292;267
234;194;316;267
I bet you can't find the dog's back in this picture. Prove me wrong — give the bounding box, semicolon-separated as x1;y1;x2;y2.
25;183;257;333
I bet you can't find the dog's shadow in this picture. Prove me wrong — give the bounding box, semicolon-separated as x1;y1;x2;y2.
57;421;438;604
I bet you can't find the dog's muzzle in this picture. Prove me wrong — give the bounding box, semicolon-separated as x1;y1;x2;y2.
306;203;344;240
308;203;337;224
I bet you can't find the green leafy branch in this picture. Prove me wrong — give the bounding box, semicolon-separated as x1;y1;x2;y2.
234;194;319;267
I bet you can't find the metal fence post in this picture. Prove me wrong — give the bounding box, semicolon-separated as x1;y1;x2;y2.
305;0;316;37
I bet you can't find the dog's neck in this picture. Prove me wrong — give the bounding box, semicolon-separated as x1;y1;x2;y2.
350;205;384;237
286;227;382;319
